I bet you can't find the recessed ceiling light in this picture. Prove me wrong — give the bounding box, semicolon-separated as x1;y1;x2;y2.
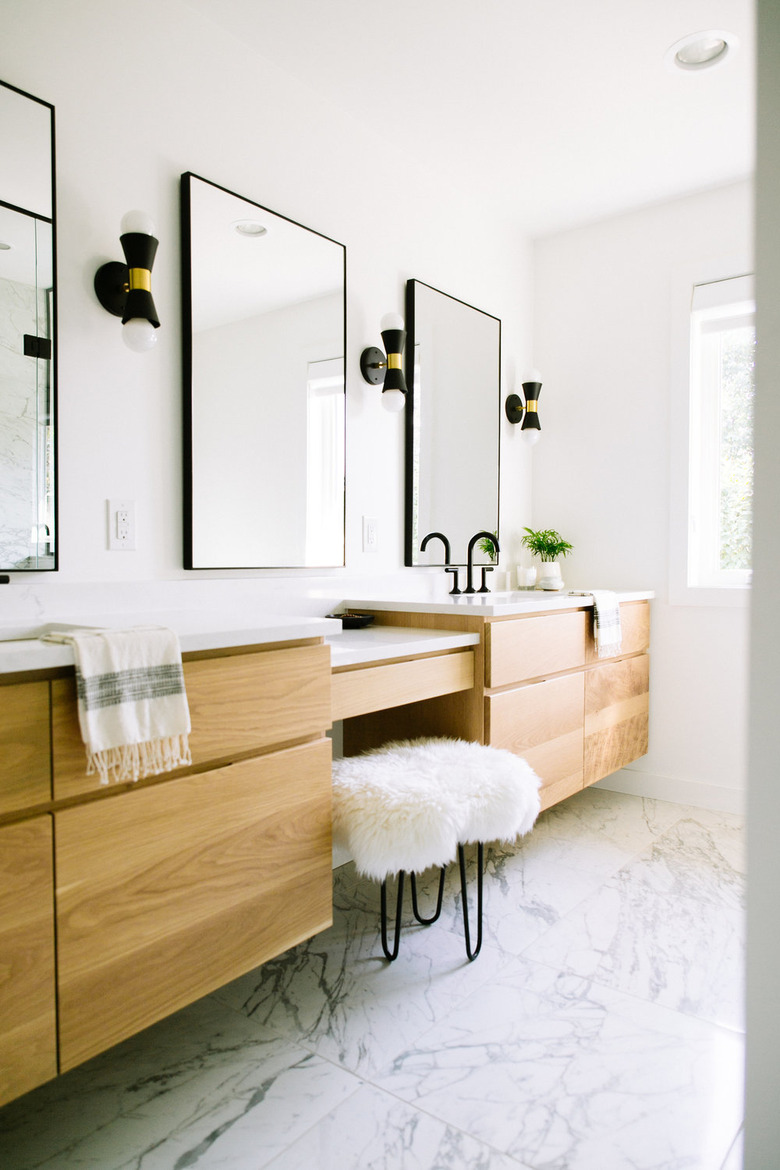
665;29;738;72
233;219;268;238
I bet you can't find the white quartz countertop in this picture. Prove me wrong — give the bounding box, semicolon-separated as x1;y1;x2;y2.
0;612;342;675
342;590;654;618
327;626;480;668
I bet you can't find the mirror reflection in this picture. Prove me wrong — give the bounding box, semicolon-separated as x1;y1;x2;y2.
405;280;500;565
0;80;56;571
182;173;346;569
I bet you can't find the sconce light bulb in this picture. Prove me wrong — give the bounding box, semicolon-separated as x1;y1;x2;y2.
382;388;406;413
522;428;541;447
380;311;404;333
121;209;156;237
122;317;158;352
524;368;543;385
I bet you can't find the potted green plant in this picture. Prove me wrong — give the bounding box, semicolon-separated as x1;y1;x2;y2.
520;527;573;590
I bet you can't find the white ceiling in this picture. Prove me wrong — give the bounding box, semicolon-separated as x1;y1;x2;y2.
183;0;755;237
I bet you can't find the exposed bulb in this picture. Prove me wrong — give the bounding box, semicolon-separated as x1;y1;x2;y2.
522;428;541;447
123;318;157;352
523;368;543;385
380;311;404;333
382;388;406;413
121;210;156;236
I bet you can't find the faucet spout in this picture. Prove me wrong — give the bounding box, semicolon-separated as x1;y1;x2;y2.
420;531;462;594
464;531;500;594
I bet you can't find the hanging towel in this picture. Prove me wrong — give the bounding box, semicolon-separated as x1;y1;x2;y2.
42;625;191;783
571;591;622;658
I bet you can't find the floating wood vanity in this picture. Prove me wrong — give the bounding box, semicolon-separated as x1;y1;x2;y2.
0;593;649;1108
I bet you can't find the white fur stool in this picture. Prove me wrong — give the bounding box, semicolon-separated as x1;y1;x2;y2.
332;737;541;960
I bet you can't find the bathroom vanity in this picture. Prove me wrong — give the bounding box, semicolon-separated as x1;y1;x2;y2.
0;592;649;1107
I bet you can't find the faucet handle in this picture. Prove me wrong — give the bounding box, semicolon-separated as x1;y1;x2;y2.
477;566;494;594
445;566;462;595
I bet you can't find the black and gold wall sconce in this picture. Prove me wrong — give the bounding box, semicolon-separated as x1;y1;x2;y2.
360;312;407;412
94;211;160;351
505;370;543;445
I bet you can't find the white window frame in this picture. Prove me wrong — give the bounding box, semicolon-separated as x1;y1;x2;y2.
669;258;754;607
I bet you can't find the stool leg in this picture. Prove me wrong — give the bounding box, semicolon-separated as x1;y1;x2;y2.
410;866;447;924
380;871;405;961
458;842;484;960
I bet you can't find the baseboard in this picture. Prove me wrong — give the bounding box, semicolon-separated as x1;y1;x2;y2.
594;767;746;816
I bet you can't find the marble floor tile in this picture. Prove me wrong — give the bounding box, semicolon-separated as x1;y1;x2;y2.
264;1083;531;1170
373;963;744;1170
0;997;359;1170
523;812;746;1030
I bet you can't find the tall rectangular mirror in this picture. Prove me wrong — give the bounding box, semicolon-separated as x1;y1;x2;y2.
405;280;500;565
0;80;56;571
182;173;346;569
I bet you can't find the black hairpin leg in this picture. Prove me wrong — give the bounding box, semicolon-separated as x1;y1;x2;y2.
410;866;446;924
380;871;406;961
458;842;484;960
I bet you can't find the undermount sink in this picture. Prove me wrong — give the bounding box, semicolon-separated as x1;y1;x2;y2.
0;621;88;643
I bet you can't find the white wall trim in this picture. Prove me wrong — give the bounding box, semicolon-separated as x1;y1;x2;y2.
594;767;746;816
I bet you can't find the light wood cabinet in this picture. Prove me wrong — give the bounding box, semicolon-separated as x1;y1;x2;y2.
0;636;333;1100
56;739;331;1070
344;600;650;811
0;816;57;1108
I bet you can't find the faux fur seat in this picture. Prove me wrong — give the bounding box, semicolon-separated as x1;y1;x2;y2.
332;737;541;960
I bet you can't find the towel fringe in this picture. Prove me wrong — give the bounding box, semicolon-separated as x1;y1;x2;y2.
86;733;192;785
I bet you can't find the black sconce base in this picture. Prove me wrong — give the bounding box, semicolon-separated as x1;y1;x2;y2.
360;346;386;385
505;393;524;424
94;261;130;318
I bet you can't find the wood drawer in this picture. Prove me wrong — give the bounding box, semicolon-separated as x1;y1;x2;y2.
52;643;331;799
55;737;333;1071
0;681;51;814
332;650;474;721
0;816;57;1106
585;600;650;663
486;672;584;811
487;610;588;688
585;654;650;785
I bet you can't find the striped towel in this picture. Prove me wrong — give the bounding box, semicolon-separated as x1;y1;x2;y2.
570;591;622;658
43;625;191;783
587;591;622;658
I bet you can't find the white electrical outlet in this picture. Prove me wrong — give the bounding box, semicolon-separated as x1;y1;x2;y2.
108;499;136;550
362;515;378;552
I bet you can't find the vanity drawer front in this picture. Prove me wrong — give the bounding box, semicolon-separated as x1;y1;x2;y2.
486;672;584;810
0;815;57;1107
585;600;650;663
332;649;474;721
0;681;51;814
486;611;588;688
51;643;331;799
55;737;333;1072
584;654;650;785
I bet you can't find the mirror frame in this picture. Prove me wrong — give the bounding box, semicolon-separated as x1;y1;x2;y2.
404;279;501;566
180;171;347;570
0;78;57;572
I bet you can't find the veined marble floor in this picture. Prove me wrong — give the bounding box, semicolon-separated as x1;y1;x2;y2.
0;787;745;1170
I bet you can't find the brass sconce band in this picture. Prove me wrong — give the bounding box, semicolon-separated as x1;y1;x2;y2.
525;400;538;412
128;268;152;292
387;353;403;370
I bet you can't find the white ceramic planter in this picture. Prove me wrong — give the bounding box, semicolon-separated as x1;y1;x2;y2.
537;560;564;590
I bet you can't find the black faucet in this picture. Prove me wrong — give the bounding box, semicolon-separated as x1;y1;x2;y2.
464;531;500;594
420;531;461;594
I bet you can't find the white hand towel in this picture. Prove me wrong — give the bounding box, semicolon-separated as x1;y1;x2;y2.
570;591;623;658
43;625;191;783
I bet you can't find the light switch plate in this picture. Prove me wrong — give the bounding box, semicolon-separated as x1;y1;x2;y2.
108;498;136;551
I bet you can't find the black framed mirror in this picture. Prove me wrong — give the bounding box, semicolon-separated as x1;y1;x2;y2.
181;172;346;569
405;280;500;566
0;79;57;571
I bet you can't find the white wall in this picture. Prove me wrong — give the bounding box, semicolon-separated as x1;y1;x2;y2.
0;0;534;623
533;181;753;812
745;0;780;1159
